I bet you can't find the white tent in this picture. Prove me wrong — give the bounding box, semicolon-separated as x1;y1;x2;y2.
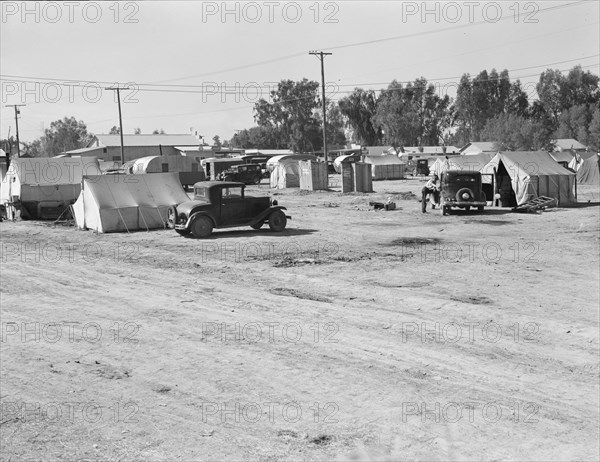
430;153;495;177
481;151;576;206
363;155;405;180
569;153;600;185
268;155;318;188
1;157;100;218
73;173;190;233
333;154;359;174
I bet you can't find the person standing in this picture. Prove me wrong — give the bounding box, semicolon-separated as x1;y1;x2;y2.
421;174;440;213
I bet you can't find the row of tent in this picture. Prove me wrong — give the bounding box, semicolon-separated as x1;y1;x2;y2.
1;151;598;228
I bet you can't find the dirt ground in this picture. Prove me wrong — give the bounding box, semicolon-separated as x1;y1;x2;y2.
1;176;599;461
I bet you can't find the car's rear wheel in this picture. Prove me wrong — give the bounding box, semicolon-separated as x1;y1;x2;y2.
268;210;287;231
190;215;213;238
253;174;262;185
477;206;484;212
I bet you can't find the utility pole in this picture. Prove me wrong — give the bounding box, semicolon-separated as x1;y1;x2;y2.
105;87;129;164
309;51;332;170
5;104;25;157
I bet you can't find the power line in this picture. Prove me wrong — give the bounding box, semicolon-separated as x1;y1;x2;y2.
4;104;25;157
321;0;589;52
310;51;333;167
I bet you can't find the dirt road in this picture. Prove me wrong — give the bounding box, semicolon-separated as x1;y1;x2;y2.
1;179;598;461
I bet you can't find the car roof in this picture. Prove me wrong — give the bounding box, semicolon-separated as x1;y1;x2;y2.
445;170;481;176
193;181;246;188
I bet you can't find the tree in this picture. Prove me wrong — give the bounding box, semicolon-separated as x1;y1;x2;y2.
253;79;321;152
212;135;222;148
230;126;281;149
338;88;382;145
481;113;552;151
588;108;600;151
536;69;568;126
134;127;142;134
26;117;93;157
152;128;166;134
109;126;120;135
372;78;452;149
555;104;594;146
454;69;528;143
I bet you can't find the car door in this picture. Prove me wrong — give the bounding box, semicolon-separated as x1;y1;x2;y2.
219;185;249;225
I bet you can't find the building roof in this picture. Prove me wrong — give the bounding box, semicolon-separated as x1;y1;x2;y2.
89;134;202;148
460;142;498;153
403;146;460;154
553;138;587;151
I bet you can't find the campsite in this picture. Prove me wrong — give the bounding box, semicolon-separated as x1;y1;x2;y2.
2;1;599;460
1;172;599;460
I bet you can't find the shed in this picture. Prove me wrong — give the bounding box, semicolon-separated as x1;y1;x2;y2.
363;155;405;180
72;173;189;233
333;154;360;173
267;154;318;189
481;151;576;206
1;157;100;219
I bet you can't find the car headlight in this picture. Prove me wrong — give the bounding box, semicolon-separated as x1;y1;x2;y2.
462;193;470;200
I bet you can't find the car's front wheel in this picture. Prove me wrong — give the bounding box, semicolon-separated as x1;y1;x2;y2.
253;174;262;185
268;210;287;231
176;228;191;236
251;222;263;230
190;215;213;238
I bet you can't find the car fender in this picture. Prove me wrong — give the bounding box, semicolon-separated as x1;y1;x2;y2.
185;211;217;229
249;206;288;225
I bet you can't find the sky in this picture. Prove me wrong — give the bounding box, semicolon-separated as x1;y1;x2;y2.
1;0;599;143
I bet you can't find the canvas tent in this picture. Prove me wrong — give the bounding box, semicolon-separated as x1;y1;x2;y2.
268;154;318;189
481;151;576;206
363;155;405;180
72;173;190;233
430;153;494;177
0;157;100;219
569;154;600;185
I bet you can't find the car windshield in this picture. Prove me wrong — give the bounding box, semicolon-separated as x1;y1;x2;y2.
194;188;208;199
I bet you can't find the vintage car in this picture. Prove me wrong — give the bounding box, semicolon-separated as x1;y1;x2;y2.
217;164;263;185
440;170;487;215
167;181;289;238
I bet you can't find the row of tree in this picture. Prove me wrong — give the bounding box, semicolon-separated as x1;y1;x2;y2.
230;65;599;152
2;65;597;158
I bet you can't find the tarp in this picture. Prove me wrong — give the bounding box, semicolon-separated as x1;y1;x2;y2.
481;151;576;206
430;153;494;177
570;154;600;185
73;173;189;233
268;155;318;188
1;157;100;205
